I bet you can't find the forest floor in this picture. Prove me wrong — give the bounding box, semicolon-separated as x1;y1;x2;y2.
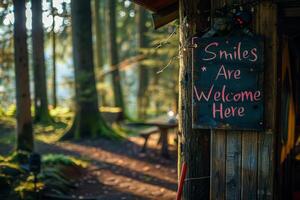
0;119;178;200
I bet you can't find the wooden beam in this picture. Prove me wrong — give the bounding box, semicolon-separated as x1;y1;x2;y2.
131;0;177;13
152;3;178;29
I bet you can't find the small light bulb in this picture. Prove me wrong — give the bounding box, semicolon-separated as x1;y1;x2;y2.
168;110;175;117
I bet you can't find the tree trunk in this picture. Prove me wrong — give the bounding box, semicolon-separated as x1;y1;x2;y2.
13;0;33;152
102;0;109;67
93;0;106;107
51;0;57;108
62;0;111;140
31;0;51;123
136;5;149;119
94;0;103;69
107;0;125;114
178;0;211;199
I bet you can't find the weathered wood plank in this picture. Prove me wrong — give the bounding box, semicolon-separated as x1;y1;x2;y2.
209;1;227;199
255;2;278;132
254;2;277;199
241;132;258;200
211;130;226;200
206;1;276;199
257;133;273;199
225;131;242;200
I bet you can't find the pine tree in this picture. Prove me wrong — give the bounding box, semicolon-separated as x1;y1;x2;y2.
31;0;52;123
136;5;149;118
107;0;125;116
61;0;113;139
13;0;33;151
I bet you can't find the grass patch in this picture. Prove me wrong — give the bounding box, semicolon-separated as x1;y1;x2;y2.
111;123;132;137
42;154;88;168
14;180;44;199
34;121;68;144
0;133;15;146
34;106;73;144
49;106;74;124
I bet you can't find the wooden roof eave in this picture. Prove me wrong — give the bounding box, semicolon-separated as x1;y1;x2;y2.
131;0;179;29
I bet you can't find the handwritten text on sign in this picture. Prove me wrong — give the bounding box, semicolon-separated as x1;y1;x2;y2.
192;36;264;130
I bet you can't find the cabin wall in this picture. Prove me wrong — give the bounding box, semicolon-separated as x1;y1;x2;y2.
178;0;288;199
209;1;277;199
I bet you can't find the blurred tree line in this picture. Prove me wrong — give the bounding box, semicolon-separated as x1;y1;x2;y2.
0;0;179;150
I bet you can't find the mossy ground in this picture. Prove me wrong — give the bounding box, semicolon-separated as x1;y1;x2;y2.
0;150;87;199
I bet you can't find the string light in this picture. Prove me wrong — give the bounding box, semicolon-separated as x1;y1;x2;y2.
155;1;259;74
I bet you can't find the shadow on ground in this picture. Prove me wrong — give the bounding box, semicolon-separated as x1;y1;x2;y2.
36;133;178;200
0;118;178;200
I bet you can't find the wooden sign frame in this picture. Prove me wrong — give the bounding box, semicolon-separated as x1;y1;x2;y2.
192;36;264;131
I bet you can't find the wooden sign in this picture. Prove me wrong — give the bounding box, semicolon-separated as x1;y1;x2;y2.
192;36;264;130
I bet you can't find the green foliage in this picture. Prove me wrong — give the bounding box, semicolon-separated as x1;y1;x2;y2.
4;104;16;117
0;130;15;146
112;122;137;136
39;154;87;196
0;152;87;199
49;106;73;123
0;107;5;117
42;154;88;168
14;179;44;200
31;107;72;143
0;162;24;176
34;121;68;144
38;168;73;195
0;159;27;199
91;121;124;140
4;150;30;164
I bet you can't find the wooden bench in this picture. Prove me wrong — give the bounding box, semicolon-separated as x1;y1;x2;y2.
125;119;178;158
100;108;159;152
139;127;160;152
122;123;159;152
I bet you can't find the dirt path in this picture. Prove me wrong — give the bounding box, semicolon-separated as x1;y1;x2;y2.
36;133;178;200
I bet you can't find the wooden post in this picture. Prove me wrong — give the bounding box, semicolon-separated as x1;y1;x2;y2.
178;0;211;199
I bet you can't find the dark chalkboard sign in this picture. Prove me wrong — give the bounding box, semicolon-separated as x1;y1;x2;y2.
192;36;264;130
